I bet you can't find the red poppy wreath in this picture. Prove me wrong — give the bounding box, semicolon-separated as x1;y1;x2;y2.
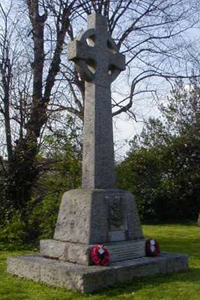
146;238;161;257
90;244;110;266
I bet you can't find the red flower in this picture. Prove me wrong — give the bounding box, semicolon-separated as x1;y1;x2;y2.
90;244;110;266
146;238;161;257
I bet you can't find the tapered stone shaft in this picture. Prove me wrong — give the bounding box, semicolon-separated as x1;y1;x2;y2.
82;82;115;189
68;14;125;189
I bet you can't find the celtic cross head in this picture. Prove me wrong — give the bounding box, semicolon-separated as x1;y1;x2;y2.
68;14;125;86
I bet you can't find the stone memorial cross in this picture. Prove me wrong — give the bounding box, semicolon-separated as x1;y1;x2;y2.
7;15;188;293
68;14;125;189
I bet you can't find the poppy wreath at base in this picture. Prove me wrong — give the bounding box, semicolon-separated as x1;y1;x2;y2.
90;244;110;266
146;238;161;257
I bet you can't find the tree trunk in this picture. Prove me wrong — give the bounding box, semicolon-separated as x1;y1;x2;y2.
4;0;73;229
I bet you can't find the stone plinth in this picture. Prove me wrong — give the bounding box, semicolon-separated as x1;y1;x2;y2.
7;253;188;294
39;189;145;265
54;189;143;245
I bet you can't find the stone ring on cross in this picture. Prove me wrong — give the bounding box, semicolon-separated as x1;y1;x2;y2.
68;14;125;86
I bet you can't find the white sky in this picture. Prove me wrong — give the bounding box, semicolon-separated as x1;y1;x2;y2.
113;99;161;160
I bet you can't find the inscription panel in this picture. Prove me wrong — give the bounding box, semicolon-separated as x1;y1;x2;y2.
105;240;146;262
108;231;125;242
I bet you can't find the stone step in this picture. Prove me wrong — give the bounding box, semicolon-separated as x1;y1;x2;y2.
40;239;145;265
7;253;189;294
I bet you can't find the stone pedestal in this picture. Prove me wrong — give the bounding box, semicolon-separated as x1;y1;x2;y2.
7;188;189;293
54;189;143;243
40;189;145;265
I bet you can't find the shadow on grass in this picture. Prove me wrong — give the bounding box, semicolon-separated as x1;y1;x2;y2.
0;287;28;300
95;267;200;298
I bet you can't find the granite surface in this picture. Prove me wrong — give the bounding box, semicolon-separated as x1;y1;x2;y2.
53;189;143;245
7;253;189;293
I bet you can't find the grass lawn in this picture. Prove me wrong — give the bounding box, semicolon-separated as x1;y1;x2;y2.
0;224;200;300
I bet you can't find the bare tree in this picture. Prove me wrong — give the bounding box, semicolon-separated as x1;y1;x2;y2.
0;2;15;161
58;0;200;119
0;0;199;220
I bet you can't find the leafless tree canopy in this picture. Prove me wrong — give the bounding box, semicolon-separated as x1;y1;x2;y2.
0;0;199;215
0;0;199;159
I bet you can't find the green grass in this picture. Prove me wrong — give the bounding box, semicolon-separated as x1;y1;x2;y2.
1;224;200;300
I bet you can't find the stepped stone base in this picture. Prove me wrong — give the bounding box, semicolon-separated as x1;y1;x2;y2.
7;253;188;294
